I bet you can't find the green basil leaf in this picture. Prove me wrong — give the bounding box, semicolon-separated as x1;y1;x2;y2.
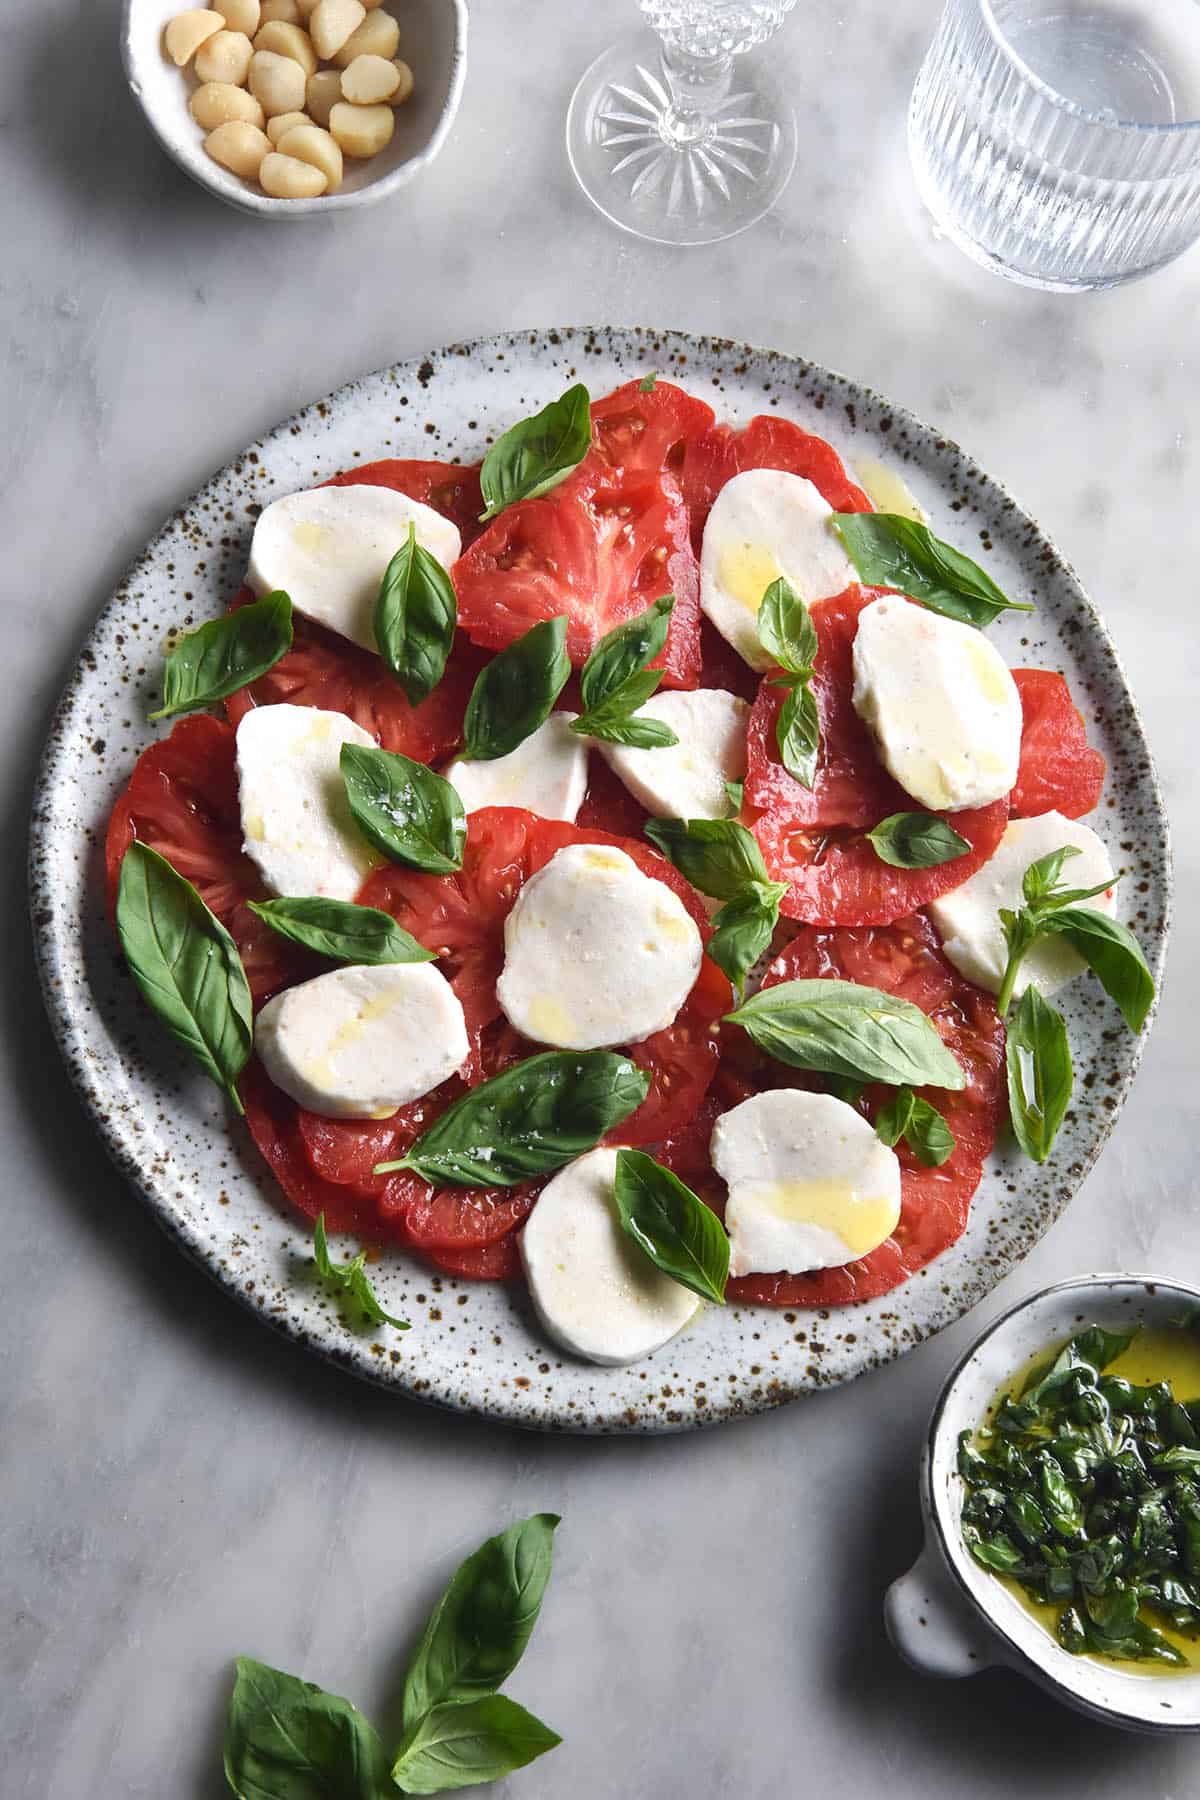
150;589;292;721
377;1051;650;1186
572;699;678;749
874;1086;956;1166
1039;907;1155;1033
831;513;1032;627
866;812;971;870
340;744;465;874
825;1074;866;1106
391;1695;560;1796
223;1656;392;1800
1006;986;1073;1163
313;1214;409;1330
708;881;786;999
248;897;435;966
776;679;820;789
614;1149;729;1305
757;576;817;677
644;816;772;902
374;523;457;707
116;840;252;1114
1023;845;1081;904
461;617;571;761
638;372;657;392
723;779;744;818
578;595;675;713
726;978;967;1090
479;384;591;522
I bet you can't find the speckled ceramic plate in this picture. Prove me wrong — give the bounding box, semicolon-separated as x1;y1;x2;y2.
30;327;1171;1434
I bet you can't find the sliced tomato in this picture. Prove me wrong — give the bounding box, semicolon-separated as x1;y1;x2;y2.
698;618;760;703
575;752;651;840
680;413;872;549
420;1237;522;1281
589;379;716;483
325;457;485;547
241;1061;384;1237
1011;668;1106;820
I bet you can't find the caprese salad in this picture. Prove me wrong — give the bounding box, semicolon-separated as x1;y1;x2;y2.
105;375;1156;1367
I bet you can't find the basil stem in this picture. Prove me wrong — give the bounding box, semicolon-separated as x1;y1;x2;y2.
479;383;592;521
150;589;292;721
461;616;571;761
374;522;458;707
831;513;1033;628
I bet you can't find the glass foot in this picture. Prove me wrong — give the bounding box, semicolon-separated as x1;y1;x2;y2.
566;35;798;247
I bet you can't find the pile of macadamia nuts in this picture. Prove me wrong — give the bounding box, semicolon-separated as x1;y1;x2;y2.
163;2;415;199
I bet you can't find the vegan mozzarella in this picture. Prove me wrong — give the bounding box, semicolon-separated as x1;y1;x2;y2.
442;713;588;823
712;1089;902;1277
850;596;1021;811
246;483;461;654
236;704;380;901
255;962;469;1118
496;844;702;1050
519;1147;701;1364
929;811;1116;999
598;688;750;820
699;468;858;671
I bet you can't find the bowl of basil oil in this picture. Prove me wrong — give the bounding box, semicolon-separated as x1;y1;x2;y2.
887;1275;1200;1731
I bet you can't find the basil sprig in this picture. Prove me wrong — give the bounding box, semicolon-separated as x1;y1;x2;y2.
313;1214;410;1330
830;513;1033;628
341;744;465;874
644;817;786;997
875;1087;956;1167
613;1149;728;1305
479;383;591;522
867;811;971;870
374;522;458;706
248;897;435;966
375;1051;650;1187
757;577;820;788
150;589;292;721
117;841;252;1113
726;978;966;1090
571;596;679;748
223;1657;393;1799
392;1697;561;1795
460;616;571;761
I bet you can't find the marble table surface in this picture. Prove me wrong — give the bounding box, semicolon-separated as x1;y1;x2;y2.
5;3;1199;1794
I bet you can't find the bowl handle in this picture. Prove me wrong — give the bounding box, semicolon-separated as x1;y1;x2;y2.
885;1539;1005;1678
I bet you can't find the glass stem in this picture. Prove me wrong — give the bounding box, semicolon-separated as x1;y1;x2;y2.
659;47;734;145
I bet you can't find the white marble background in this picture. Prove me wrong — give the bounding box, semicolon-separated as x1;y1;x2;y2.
4;2;1200;1795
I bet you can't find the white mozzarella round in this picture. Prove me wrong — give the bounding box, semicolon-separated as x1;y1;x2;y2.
496;844;702;1050
247;483;461;654
255;962;469;1119
712;1089;902;1277
236;704;380;902
519;1147;701;1365
442;713;588;823
850;596;1022;811
929;811;1116;1000
598;688;750;821
699;468;858;670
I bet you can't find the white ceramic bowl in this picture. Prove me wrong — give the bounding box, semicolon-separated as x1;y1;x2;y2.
887;1275;1200;1733
121;0;467;218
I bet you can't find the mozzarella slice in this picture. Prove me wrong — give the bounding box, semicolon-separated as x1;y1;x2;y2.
850;596;1021;811
442;713;588;823
496;844;702;1050
255;963;469;1119
598;689;750;821
236;704;380;901
520;1147;701;1364
929;811;1116;999
699;468;858;670
247;483;461;654
712;1089;902;1277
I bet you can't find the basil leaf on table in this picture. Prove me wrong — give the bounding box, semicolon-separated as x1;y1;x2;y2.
1037;908;1156;1033
248;897;435;966
613;1150;729;1305
1005;985;1073;1163
460;616;571;761
874;1086;956;1167
726;978;967;1090
708;880;787;998
391;1695;561;1796
375;1051;651;1186
776;678;820;789
757;575;817;677
479;383;592;521
117;840;252;1114
374;522;458;707
571;596;677;745
150;589;292;721
644;816;773;902
340;743;465;874
866;811;971;870
313;1214;410;1330
222;1655;392;1800
830;513;1033;628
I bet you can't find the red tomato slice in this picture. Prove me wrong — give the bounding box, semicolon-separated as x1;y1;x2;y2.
575;753;650;840
680;414;872;549
420;1237;522;1281
241;1061;384;1237
325;457;485;546
589;379;716;482
1011;668;1106;820
698;618;760;703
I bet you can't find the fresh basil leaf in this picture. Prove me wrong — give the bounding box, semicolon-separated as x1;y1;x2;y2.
831;513;1032;627
1006;986;1073;1163
866;812;971;870
313;1214;409;1331
825;1075;865;1106
874;1086;955;1167
644;817;772;903
248;897;435;966
1038;908;1155;1033
117;841;251;1113
479;384;591;521
708;881;786;998
1023;845;1081;904
757;576;817;677
638;372;657;392
340;744;465;874
723;779;744;818
461;617;571;761
391;1695;560;1796
726;978;967;1090
374;523;457;707
223;1656;392;1800
572;671;677;748
377;1051;650;1186
572;597;676;743
151;589;292;721
776;679;820;789
614;1149;728;1305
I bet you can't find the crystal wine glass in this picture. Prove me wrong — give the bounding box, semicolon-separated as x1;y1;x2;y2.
566;1;801;246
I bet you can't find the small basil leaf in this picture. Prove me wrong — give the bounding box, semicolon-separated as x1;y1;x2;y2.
479;383;591;521
313;1214;409;1331
461;616;571;761
776;679;820;789
825;1074;865;1106
391;1695;561;1796
708;881;786;998
726;978;967;1090
579;595;675;713
223;1656;392;1800
116;841;251;1113
374;523;457;707
644;817;772;902
1006;985;1073;1163
874;1086;956;1166
831;512;1032;627
1038;907;1155;1033
1023;845;1081;904
757;576;817;677
247;897;435;966
614;1149;729;1305
866;812;971;870
639;372;657;392
150;589;292;721
572;697;678;749
723;779;744;818
340;744;465;874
